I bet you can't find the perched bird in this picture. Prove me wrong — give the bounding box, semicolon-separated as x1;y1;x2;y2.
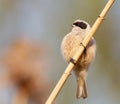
61;19;96;99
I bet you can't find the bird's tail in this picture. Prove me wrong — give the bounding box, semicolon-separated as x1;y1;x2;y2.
76;78;88;99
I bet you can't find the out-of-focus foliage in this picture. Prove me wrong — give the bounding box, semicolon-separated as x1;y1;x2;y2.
0;0;120;104
1;39;50;104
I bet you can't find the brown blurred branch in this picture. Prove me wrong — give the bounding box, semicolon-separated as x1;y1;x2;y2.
45;0;115;104
12;88;28;104
1;39;49;104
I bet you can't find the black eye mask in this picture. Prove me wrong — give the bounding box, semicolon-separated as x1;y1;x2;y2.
73;22;87;29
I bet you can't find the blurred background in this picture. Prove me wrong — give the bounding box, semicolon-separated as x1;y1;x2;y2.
0;0;120;104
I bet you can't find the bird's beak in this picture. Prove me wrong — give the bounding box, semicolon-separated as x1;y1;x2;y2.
72;25;75;28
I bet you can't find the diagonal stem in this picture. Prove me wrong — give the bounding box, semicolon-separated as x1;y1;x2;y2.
45;0;115;104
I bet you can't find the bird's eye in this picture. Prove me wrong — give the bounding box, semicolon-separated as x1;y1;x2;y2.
73;22;87;29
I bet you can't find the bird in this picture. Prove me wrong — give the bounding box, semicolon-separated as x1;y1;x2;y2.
61;19;96;99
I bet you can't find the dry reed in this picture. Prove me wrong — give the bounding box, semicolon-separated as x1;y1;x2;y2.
46;0;115;104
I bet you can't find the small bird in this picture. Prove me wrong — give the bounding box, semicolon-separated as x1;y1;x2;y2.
61;19;96;99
